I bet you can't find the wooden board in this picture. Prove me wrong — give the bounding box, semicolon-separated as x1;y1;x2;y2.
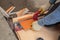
16;8;29;16
6;6;15;13
13;13;34;23
16;27;60;40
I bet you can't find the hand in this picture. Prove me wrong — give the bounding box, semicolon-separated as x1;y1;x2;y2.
32;21;42;31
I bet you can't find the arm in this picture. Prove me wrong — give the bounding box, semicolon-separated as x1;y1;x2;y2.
32;5;60;31
38;5;60;26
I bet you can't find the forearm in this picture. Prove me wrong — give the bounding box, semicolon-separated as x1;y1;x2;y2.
38;5;60;26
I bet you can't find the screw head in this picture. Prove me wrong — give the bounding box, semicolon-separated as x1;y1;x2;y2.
37;37;44;40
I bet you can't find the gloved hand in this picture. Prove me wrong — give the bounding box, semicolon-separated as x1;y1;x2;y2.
33;2;51;21
32;21;43;31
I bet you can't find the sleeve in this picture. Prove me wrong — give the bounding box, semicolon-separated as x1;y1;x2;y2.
38;5;60;26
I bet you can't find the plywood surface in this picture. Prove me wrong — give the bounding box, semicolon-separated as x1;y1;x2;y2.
16;27;60;40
